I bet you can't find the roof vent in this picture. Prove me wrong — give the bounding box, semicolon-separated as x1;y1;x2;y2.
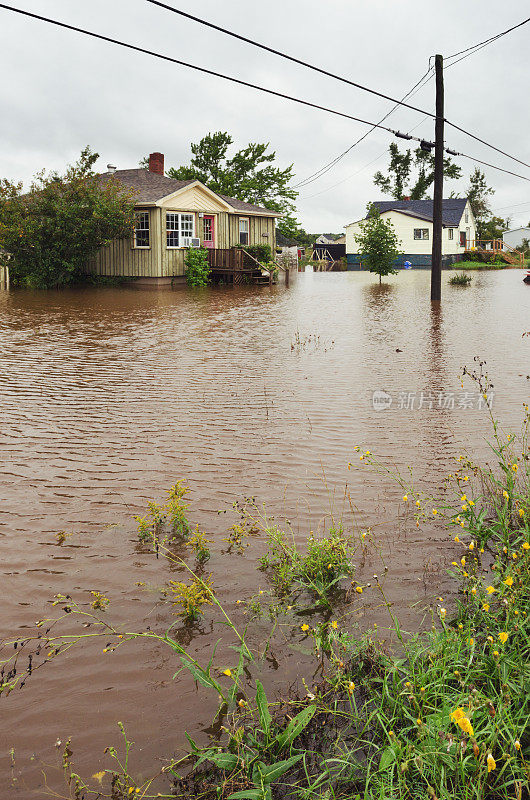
107;164;117;174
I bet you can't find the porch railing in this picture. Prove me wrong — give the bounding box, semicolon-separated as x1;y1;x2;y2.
464;239;523;267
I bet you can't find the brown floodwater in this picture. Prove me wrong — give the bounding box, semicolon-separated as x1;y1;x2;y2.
0;270;528;797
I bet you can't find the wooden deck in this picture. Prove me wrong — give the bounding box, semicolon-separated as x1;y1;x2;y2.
206;247;290;285
465;239;523;267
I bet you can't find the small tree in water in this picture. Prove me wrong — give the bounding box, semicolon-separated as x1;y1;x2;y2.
355;204;402;283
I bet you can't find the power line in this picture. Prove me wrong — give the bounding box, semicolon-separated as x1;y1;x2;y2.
0;3;431;143
145;0;436;120
1;3;529;189
444;119;530;170
492;200;530;213
445;150;530;184
445;16;530;61
294;66;434;190
299;114;431;200
146;2;530;175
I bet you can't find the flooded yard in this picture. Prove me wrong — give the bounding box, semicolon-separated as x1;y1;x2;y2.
0;270;528;797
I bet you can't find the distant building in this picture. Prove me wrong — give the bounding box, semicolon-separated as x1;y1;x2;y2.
503;227;530;250
344;198;476;269
315;233;340;245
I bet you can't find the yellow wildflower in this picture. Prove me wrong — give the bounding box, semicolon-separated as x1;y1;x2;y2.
522;542;530;550
458;623;463;630
461;556;466;566
467;637;474;646
432;508;438;516
440;608;447;620
515;740;521;750
331;620;338;629
359;455;364;461
469;500;475;507
514;609;519;615
415;500;421;507
471;587;477;595
493;650;499;657
462;505;468;511
503;490;509;500
355;586;363;594
503;576;514;587
487;635;493;643
451;707;474;736
498;631;508;644
348;681;355;695
469;541;474;550
486;586;496;594
512;463;518;472
487;753;496;772
518;509;525;518
403;494;408;502
483;603;490;612
223;669;232;677
454;535;460;543
461;495;467;502
301;624;310;632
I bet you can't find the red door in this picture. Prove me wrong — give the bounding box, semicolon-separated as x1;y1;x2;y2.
460;231;466;247
203;215;215;249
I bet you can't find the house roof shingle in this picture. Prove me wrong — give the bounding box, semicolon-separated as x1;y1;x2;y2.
97;169;280;215
370;198;468;227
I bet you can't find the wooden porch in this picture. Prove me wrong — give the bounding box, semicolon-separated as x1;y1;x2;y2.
206;247;290;286
465;239;524;267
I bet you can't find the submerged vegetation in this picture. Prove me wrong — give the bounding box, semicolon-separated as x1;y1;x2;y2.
449;271;473;286
1;373;529;799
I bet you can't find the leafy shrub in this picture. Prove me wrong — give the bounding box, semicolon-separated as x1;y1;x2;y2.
185;247;211;287
235;243;272;264
0;147;136;289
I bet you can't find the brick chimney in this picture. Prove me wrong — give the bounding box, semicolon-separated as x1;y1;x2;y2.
148;152;164;175
403;196;411;201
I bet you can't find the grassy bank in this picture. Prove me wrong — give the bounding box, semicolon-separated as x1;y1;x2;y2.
2;382;529;799
457;262;507;270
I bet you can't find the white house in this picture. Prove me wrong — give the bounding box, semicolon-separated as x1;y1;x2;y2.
345;198;476;269
503;227;530;250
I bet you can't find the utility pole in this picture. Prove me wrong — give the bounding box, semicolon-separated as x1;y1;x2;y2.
431;53;444;302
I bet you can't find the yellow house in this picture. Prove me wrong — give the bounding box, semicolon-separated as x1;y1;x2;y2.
89;152;280;285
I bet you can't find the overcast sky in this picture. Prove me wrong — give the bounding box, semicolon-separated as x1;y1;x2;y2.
1;0;529;232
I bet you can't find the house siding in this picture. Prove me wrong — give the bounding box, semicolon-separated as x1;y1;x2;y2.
345;202;475;268
87;206;277;279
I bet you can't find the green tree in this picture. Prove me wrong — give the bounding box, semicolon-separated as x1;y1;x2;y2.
480;215;511;241
165;132;299;237
373;142;462;199
355;204;402;283
466;167;495;238
0;147;136;288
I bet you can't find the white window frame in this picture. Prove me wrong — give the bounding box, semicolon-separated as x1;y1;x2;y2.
413;228;429;240
166;212;196;249
239;217;249;245
134;211;150;249
465;211;469;223
448;228;454;240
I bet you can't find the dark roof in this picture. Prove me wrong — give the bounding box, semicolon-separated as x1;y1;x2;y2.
370;198;468;227
97;169;279;214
